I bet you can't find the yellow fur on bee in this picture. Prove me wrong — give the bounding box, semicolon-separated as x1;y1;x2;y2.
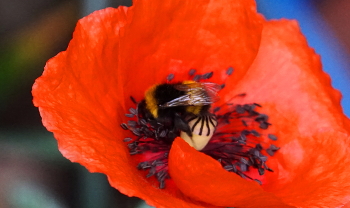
182;80;196;84
186;106;202;115
145;85;159;118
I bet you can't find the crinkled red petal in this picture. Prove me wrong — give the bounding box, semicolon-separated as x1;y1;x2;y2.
32;8;205;208
32;0;265;207
33;0;350;206
119;0;264;102
224;20;350;207
169;138;293;207
32;6;136;191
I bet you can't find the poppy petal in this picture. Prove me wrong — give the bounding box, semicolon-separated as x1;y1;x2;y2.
33;7;219;208
33;7;130;171
119;0;264;100
272;130;350;207
169;138;293;207
33;0;350;207
225;20;350;206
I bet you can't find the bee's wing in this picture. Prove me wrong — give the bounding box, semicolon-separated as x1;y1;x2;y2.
159;94;194;107
200;82;221;103
160;82;220;108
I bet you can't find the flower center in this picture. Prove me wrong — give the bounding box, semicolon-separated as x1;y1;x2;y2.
121;68;279;188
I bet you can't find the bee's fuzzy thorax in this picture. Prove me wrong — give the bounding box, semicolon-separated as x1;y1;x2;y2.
145;83;187;118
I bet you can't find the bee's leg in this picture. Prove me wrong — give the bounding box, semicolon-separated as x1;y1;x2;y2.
174;113;192;137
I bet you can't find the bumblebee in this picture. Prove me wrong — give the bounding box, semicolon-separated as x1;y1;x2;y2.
137;80;220;150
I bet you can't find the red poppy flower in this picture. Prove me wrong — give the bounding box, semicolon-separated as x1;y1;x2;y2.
32;0;350;207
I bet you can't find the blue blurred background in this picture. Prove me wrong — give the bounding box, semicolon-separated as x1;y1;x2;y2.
0;0;349;207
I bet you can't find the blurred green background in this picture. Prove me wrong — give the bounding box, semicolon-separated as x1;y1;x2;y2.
0;0;349;207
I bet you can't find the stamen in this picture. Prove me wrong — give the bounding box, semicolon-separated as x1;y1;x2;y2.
123;137;132;142
193;74;202;82
130;96;137;104
121;68;280;188
189;69;196;76
120;123;128;130
226;66;234;75
190;71;214;82
167;73;175;82
202;103;279;183
268;134;278;141
213;107;221;113
266;144;280;156
202;72;213;79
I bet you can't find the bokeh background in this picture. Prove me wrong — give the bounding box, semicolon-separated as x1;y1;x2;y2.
1;0;349;207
